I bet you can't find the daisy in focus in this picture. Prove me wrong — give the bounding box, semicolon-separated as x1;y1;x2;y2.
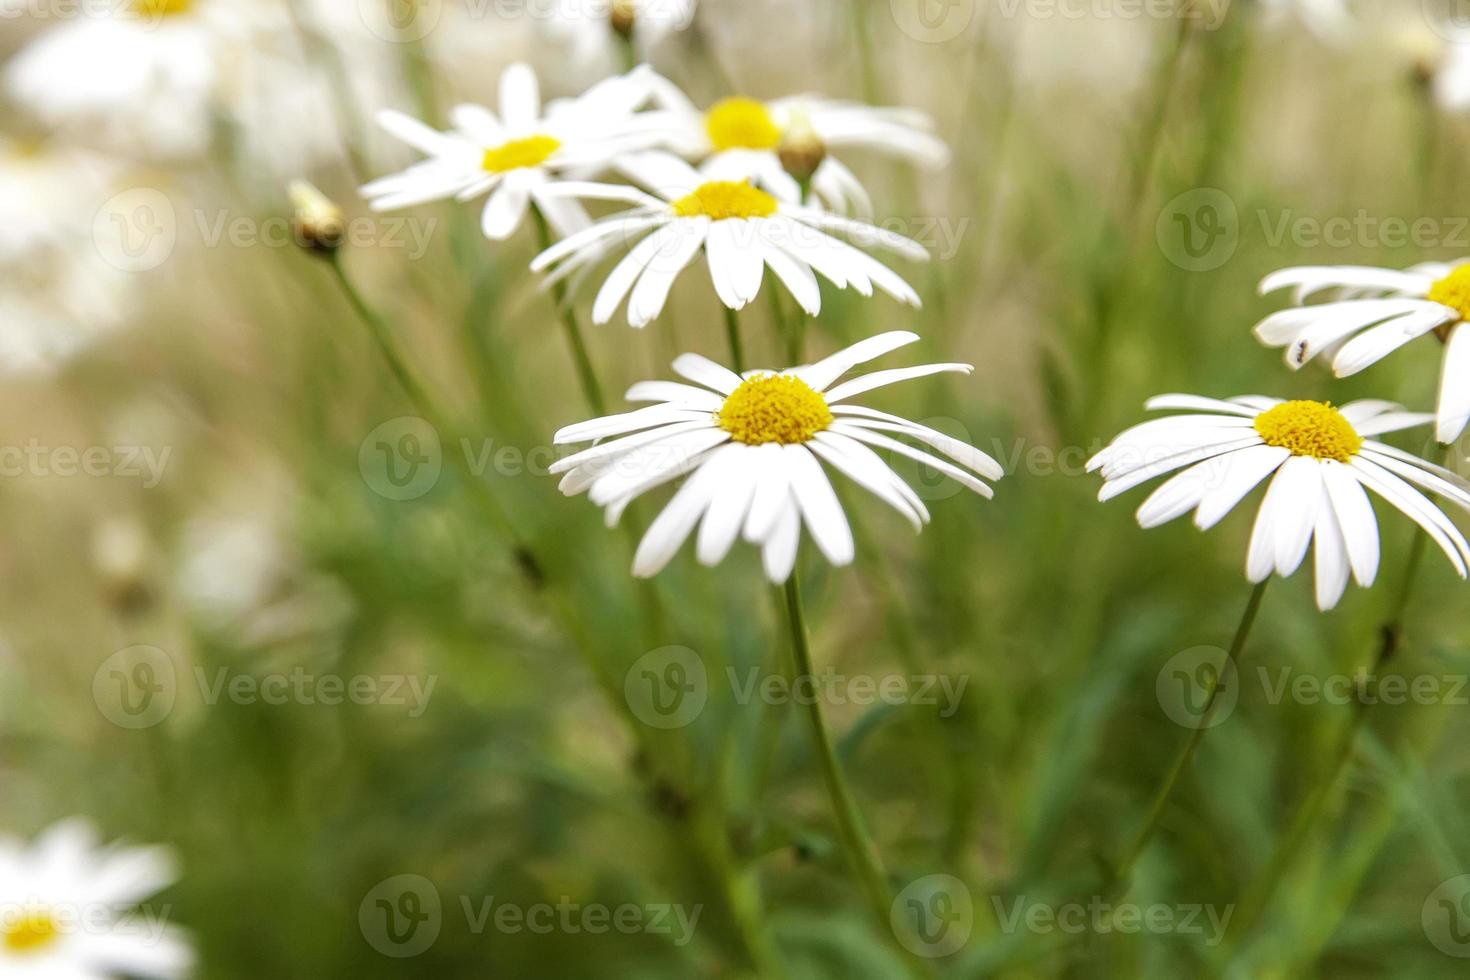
1089;394;1470;609
0;819;193;979
552;331;1001;582
1255;261;1470;444
530;152;927;327
361;63;661;240
635;78;951;213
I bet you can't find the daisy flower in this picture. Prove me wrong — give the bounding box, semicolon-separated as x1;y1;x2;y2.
540;0;698;78
551;331;1002;582
634;75;950;214
1089;394;1470;609
360;63;662;240
0;819;193;979
529;152;927;327
1255;261;1470;444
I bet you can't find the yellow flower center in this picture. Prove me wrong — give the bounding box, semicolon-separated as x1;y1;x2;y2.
1253;400;1362;463
3;911;61;955
717;374;833;445
133;0;194;16
1428;263;1470;320
481;135;560;174
705;97;782;151
671;181;778;221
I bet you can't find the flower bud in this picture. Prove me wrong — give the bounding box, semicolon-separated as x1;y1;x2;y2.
777;109;826;187
610;0;638;41
289;180;346;255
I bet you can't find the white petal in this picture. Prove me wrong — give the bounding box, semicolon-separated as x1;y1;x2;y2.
832;423;994;498
672;352;745;394
623;381;724;409
627;222;706;327
1313;481;1352;610
632;445;737;576
1193;444;1291;530
761;498;801;583
499;62;540;131
1143;394;1261;416
829;408;1004;480
481;182;530;240
1349;456;1470;577
450;103;504;145
696;448;759;565
555;404;708;444
589;428;732;507
1321;458;1379;587
808;432;925;530
823;363;973;403
797;331;921;392
743;443;789;543
592;225;679;324
758;240;821;316
1437;322;1470;444
785;444;854;566
1270;456;1322;577
1330;306;1455;377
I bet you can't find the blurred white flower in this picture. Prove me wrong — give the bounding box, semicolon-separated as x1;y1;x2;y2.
1255;261;1470;443
635;75;950;214
362;63;664;240
4;1;229;160
540;0;698;77
1256;0;1355;43
553;331;1000;581
175;512;287;625
531;152;926;327
1090;395;1470;610
0;140;137;375
0;819;192;979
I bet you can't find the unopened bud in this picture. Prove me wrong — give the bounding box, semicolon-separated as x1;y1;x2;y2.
777;109;826;186
610;0;638;40
289;180;346;255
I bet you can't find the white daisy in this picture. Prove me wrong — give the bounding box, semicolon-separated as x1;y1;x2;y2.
1255;261;1470;444
540;0;698;77
360;63;662;241
529;152;927;327
551;331;1002;582
1089;394;1470;610
0;819;193;979
5;0;248;161
634;75;950;214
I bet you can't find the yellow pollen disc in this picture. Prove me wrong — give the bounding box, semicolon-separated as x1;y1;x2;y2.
133;0;193;16
1253;400;1362;463
1428;263;1470;320
717;374;833;445
672;181;778;221
3;911;61;955
705;97;782;151
481;135;561;174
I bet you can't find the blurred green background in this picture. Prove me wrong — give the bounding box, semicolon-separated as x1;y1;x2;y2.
2;0;1470;976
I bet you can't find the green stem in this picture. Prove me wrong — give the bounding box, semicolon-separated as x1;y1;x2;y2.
723;306;746;374
531;205;606;415
781;576;929;977
1224;512;1439;950
1107;579;1268;893
325;252;530;550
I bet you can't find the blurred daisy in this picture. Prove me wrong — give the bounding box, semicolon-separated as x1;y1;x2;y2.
637;76;950;213
361;63;661;240
530;152;927;327
552;331;1001;581
0;819;192;979
1256;261;1470;443
1089;394;1470;609
541;0;698;76
5;0;239;160
1256;0;1355;43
